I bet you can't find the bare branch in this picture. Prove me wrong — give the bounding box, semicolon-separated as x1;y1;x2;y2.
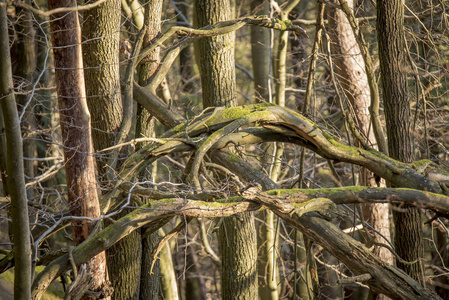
12;0;108;18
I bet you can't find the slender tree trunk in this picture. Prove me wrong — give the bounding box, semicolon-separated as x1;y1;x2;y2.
194;1;258;299
13;2;37;200
48;0;109;297
137;1;163;298
159;228;180;300
219;213;258;299
178;2;195;93
328;0;393;274
377;0;424;283
250;2;279;299
257;211;279;300
250;0;270;102
435;229;449;299
290;4;308;110
0;5;31;298
182;222;207;300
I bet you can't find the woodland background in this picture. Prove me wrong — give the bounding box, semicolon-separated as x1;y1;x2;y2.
0;0;449;299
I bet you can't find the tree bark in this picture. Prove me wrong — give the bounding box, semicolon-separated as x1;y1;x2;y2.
137;1;164;299
178;2;195;93
82;0;122;158
48;0;108;297
159;228;179;300
194;0;237;108
0;4;32;298
377;0;424;283
12;1;37;200
328;0;393;278
219;213;258;300
81;1;142;299
194;1;258;299
250;0;270;102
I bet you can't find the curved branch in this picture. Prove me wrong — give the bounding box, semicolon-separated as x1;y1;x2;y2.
264;186;449;217
133;83;185;128
31;198;261;299
138;16;307;67
280;211;439;299
124;104;442;193
241;187;442;299
190;109;277;188
12;0;108;18
31;183;449;298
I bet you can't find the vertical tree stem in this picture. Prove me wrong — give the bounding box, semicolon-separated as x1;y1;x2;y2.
0;4;31;298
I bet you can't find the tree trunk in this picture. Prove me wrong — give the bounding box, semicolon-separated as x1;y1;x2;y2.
81;1;142;299
219;213;258;300
250;2;279;299
182;221;207;300
82;0;122;159
159;228;179;300
178;2;195;93
194;0;236;108
377;0;423;283
257;211;279;300
48;0;108;297
250;0;270;102
194;1;258;299
328;0;393;273
12;2;37;200
137;1;164;299
0;5;32;298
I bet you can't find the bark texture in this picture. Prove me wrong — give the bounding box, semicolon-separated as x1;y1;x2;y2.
178;3;195;93
250;0;270;102
137;1;164;298
377;0;423;283
13;2;37;200
218;213;258;300
194;0;236;108
195;1;258;299
48;0;108;297
328;0;392;269
82;1;143;299
0;5;31;298
82;0;122;153
140;232;160;299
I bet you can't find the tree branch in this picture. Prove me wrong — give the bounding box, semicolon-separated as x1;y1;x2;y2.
11;0;108;18
30;183;449;298
122;104;442;193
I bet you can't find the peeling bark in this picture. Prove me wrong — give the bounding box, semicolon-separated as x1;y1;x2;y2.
48;0;108;297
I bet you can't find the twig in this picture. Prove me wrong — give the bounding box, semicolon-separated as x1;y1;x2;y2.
148;217;191;273
12;0;108;18
98;137;168;153
302;1;324;114
200;219;220;264
137;15;308;68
